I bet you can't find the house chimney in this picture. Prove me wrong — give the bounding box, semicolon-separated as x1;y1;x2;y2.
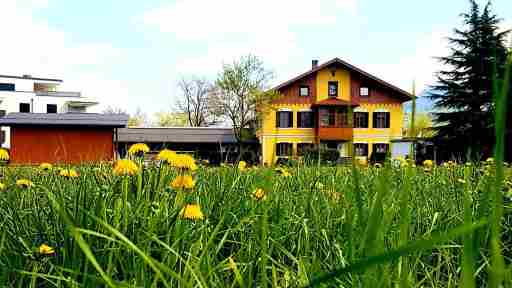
312;60;318;69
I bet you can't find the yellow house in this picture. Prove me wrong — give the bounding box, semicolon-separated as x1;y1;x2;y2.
258;58;412;165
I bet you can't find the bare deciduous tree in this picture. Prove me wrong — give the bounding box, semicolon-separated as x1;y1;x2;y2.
214;55;277;159
176;77;212;127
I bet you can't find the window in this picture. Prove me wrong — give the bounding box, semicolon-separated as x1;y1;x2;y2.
19;103;30;113
0;110;6;117
354;112;369;128
360;86;369;97
338;110;349;127
297;143;315;156
354;143;368;157
320;108;336;127
0;130;4;144
276;111;293;128
328;81;338;98
299;85;310;97
297;111;315;128
47;104;57;113
276;143;292;157
0;83;15;91
373;112;390;128
373;143;389;154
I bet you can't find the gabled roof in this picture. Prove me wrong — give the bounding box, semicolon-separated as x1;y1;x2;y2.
0;113;128;127
273;58;413;101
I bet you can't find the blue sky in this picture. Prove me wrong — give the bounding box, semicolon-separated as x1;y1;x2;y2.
1;0;511;118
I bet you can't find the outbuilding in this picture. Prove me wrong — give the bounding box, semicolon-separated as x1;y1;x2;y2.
0;113;128;164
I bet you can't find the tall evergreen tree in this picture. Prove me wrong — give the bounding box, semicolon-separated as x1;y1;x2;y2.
430;0;509;160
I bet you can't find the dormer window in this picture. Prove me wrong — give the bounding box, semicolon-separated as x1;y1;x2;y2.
328;81;338;98
360;86;369;97
299;85;310;97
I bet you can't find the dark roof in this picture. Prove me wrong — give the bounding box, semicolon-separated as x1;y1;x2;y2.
312;98;359;107
0;113;128;127
0;74;62;82
273;58;413;101
117;127;237;143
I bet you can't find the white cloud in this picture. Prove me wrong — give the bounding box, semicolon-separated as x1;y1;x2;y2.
140;0;359;76
359;30;450;95
0;0;128;111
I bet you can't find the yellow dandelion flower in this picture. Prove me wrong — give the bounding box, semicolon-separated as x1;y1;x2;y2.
128;143;150;156
315;182;324;190
253;188;266;201
423;160;434;168
16;179;33;189
238;161;247;171
179;204;204;220
113;159;139;176
170;175;195;189
169;154;198;171
39;163;53;171
424;167;432;173
275;167;291;177
0;183;5;190
0;148;9;161
156;149;176;163
228;256;237;271
38;243;55;255
59;168;79;178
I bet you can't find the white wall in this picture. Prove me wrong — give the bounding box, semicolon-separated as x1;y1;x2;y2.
0;77;97;148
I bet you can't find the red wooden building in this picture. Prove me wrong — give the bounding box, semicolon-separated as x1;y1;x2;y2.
0;113;127;164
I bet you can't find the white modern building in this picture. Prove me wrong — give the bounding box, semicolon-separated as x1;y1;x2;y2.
0;74;98;148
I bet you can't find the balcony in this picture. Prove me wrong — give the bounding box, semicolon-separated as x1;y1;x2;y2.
36;91;81;97
317;107;353;141
318;127;353;140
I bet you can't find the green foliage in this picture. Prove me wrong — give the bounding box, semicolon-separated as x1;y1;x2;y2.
1;162;511;286
429;0;510;160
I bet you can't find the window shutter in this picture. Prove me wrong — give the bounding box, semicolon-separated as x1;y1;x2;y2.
372;112;377;128
386;112;390;128
276;112;280;128
288;112;293;128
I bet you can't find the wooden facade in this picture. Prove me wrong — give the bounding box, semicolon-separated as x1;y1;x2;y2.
10;126;115;164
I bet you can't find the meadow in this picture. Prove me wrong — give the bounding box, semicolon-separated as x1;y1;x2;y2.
0;153;511;287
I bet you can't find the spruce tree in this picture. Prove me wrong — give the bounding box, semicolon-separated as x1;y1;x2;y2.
430;0;509;160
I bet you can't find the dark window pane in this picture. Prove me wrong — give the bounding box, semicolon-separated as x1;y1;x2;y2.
0;83;15;91
354;143;368;157
276;143;292;157
354;112;369;128
328;81;338;98
298;111;314;128
47;104;57;113
297;143;315;156
19;103;30;113
0;110;6;117
373;112;390;128
277;111;293;128
373;143;389;153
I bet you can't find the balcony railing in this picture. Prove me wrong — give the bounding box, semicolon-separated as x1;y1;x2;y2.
36;91;81;97
317;127;353;141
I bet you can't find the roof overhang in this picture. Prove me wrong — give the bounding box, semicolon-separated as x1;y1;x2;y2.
66;100;99;107
0;113;128;128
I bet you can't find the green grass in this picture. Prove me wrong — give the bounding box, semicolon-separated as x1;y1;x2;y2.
0;161;511;287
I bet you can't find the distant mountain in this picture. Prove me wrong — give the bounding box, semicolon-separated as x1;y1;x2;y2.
403;90;436;113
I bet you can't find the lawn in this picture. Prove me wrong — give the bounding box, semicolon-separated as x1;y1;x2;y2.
0;155;511;287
